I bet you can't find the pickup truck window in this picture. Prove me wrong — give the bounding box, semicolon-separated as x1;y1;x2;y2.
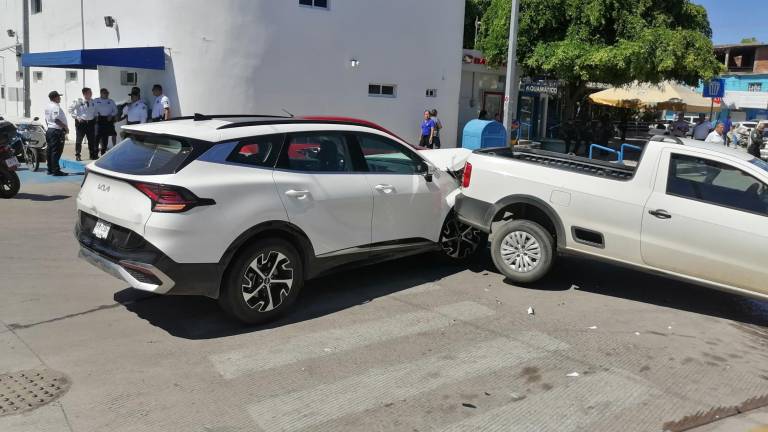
667;153;768;215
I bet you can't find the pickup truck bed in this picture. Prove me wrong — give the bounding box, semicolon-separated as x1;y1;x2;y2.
476;147;636;180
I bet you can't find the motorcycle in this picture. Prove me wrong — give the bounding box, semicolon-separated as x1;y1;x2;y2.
0;120;21;199
9;118;47;172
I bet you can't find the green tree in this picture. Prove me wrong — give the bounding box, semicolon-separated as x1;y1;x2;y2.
741;37;758;44
475;0;724;118
464;0;491;49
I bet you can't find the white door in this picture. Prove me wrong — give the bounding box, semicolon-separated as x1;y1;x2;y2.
356;133;446;244
641;149;768;295
272;131;373;256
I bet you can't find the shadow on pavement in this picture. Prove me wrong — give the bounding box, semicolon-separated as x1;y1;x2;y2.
517;255;768;328
114;252;490;340
13;193;71;201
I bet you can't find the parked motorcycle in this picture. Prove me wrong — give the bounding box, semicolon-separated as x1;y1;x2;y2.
0;120;21;199
9;118;47;172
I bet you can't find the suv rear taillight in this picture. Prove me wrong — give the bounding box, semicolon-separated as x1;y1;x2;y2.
461;162;472;188
131;182;215;213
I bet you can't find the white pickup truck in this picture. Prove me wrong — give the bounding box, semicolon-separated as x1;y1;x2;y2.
455;136;768;301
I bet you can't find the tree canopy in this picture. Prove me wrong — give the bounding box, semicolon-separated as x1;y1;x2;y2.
741;37;759;44
475;0;723;87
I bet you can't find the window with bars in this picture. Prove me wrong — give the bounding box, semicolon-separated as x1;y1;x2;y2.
299;0;328;9
748;82;762;92
368;84;397;98
31;0;42;14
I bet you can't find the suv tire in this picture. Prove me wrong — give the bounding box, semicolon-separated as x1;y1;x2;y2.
491;220;554;284
219;239;304;324
439;211;487;260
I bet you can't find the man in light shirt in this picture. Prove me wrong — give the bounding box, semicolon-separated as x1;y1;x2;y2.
692;114;711;141
122;87;148;125
704;122;725;145
44;91;69;176
151;84;171;122
68;87;96;161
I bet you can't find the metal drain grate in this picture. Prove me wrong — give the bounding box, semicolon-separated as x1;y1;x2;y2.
0;369;70;416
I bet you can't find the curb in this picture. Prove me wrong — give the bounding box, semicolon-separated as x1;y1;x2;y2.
60;158;87;173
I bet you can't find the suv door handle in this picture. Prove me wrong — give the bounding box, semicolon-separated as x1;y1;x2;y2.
374;184;394;193
648;209;672;219
285;189;310;199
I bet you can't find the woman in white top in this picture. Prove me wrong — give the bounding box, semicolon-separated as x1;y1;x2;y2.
704;122;725;145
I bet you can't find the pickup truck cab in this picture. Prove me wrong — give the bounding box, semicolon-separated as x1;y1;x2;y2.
455;136;768;301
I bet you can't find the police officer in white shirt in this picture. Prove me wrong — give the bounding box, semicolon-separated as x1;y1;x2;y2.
44;91;69;176
68;87;97;161
94;88;118;157
121;87;148;125
151;84;171;122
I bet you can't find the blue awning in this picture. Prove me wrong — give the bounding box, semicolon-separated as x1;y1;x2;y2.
22;46;165;70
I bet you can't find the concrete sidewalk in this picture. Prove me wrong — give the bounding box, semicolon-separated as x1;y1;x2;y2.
687;408;768;432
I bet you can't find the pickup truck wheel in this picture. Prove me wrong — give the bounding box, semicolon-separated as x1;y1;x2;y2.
491;220;554;284
219;239;303;324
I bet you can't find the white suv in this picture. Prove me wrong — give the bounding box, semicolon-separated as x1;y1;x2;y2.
76;115;483;323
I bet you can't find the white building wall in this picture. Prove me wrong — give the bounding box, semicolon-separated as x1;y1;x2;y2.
23;0;465;147
0;0;24;119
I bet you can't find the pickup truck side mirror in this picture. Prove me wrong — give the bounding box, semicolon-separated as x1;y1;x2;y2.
33;117;39;121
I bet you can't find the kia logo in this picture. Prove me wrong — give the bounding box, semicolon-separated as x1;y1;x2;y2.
97;184;110;193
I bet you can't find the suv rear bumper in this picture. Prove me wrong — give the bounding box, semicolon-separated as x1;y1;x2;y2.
76;211;222;298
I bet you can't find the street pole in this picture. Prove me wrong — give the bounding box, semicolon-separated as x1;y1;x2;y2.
502;0;521;144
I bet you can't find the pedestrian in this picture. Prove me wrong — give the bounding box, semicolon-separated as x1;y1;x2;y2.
748;123;765;159
419;110;436;149
493;112;501;122
594;115;615;146
151;84;171;122
122;87;148;125
94;88;118;157
430;109;442;149
44;91;69;176
669;113;690;138
478;110;488;120
723;114;733;147
692;114;711;141
68;87;96;161
560;120;579;154
704;122;725;145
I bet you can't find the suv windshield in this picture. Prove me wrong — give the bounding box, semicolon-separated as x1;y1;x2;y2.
95;134;191;175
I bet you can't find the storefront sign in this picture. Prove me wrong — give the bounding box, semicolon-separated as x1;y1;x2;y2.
522;82;560;96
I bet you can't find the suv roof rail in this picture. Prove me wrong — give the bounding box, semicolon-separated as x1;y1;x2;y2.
168;113;295;121
649;135;684;145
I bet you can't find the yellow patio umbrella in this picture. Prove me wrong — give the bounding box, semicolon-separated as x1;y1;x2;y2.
589;81;721;113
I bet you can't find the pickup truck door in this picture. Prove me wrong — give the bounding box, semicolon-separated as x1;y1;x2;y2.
641;149;768;295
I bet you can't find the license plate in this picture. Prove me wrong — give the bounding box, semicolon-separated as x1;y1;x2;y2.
5;157;19;169
92;220;111;240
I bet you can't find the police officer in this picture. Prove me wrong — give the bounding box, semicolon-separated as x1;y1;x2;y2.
68;87;97;161
151;84;171;122
748;122;765;159
44;91;69;176
121;87;148;125
94;88;118;157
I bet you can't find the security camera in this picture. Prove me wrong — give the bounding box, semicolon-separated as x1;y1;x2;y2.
104;16;115;28
6;29;15;37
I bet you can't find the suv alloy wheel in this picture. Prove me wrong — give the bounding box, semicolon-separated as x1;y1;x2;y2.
219;239;304;324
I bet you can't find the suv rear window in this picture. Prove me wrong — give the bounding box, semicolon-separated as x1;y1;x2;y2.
95;135;191;175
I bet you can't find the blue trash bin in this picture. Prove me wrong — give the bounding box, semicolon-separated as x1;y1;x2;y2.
462;120;507;150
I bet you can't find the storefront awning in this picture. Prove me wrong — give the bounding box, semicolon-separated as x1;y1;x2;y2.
22;46;165;70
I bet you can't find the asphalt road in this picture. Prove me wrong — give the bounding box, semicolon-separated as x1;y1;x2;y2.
1;177;767;432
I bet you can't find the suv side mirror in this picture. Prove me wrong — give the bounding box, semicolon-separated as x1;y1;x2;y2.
33;117;39;121
419;163;434;182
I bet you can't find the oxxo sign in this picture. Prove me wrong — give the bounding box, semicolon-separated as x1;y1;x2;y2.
703;78;725;98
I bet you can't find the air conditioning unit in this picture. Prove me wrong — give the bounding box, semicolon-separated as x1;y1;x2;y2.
120;71;138;86
66;70;78;82
426;89;437;98
33;71;43;82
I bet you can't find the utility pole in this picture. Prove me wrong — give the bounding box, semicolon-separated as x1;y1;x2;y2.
22;0;30;118
502;0;520;143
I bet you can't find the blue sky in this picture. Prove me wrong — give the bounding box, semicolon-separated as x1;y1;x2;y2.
695;0;768;44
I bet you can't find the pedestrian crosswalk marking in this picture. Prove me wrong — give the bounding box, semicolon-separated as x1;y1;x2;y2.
211;301;495;379
247;334;568;432
438;372;657;432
